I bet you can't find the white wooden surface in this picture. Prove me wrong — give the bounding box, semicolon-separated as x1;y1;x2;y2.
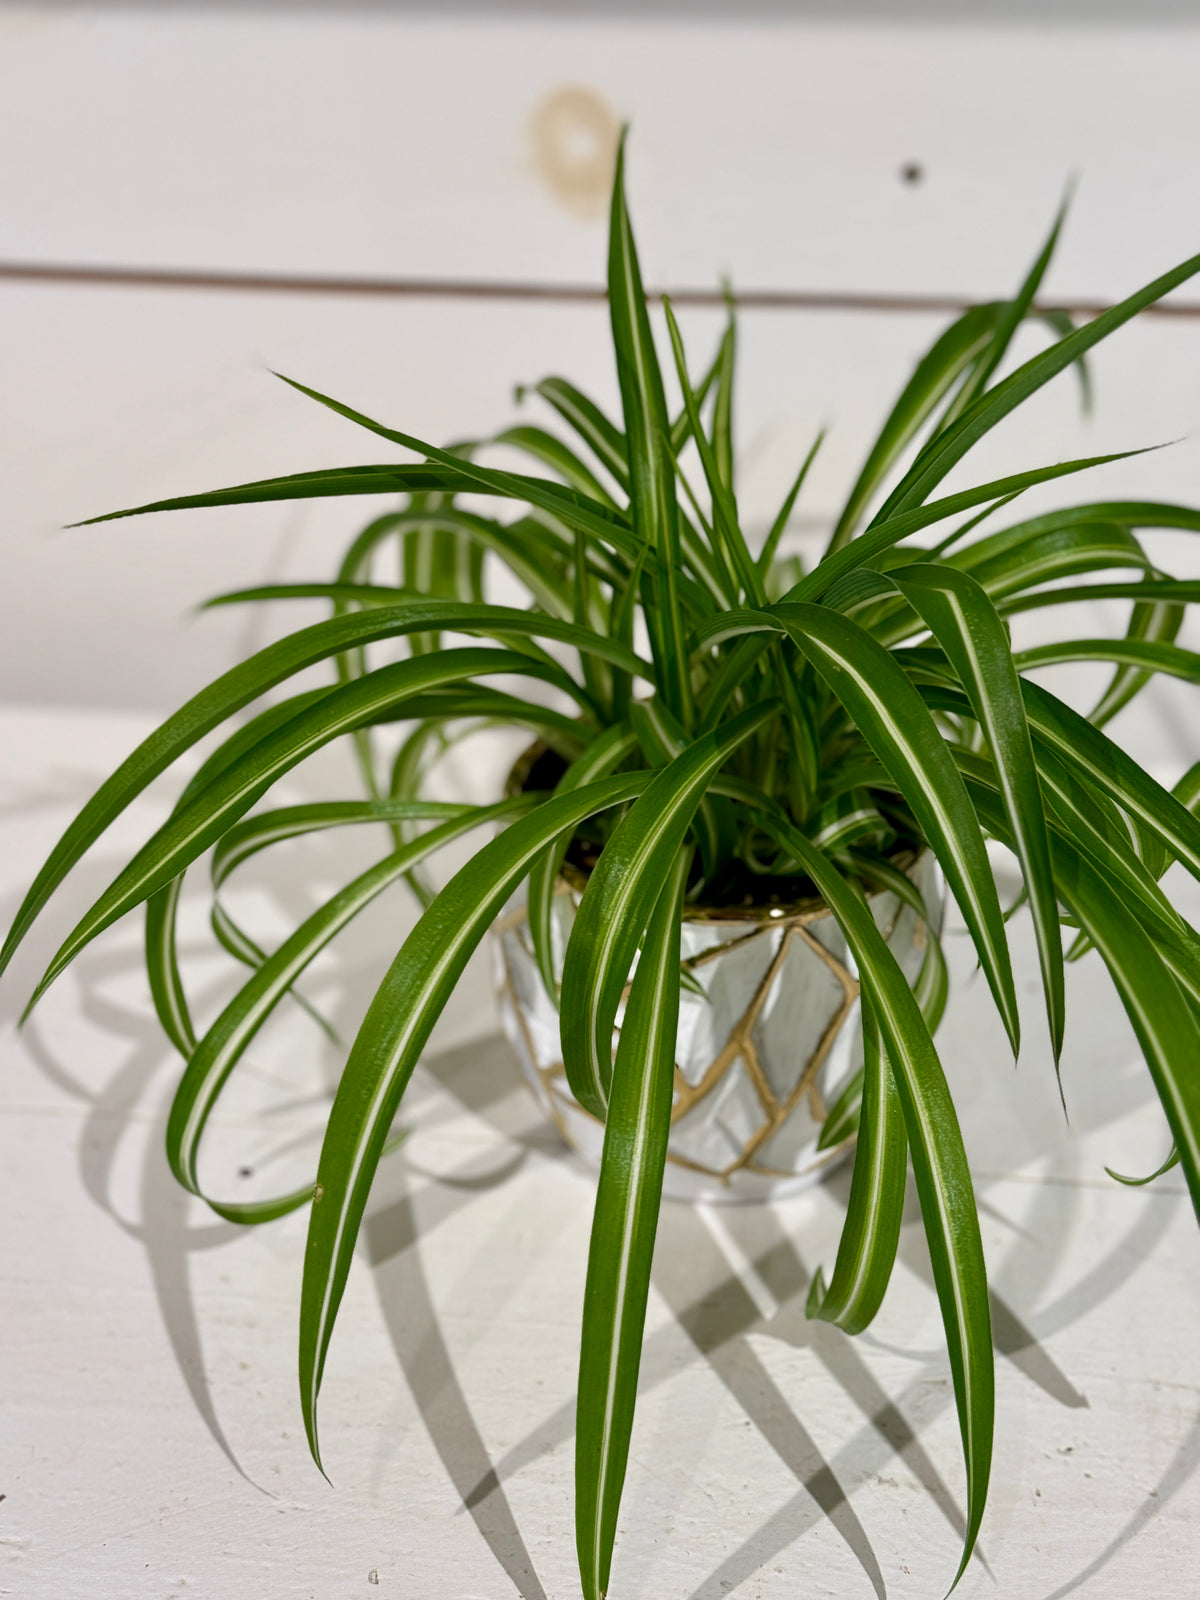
3;11;1200;713
3;9;1200;1595
1;703;1197;1599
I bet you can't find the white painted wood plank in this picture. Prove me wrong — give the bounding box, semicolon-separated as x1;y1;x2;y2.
2;15;1200;296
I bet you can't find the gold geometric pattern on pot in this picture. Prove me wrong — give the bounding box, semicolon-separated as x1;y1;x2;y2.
496;875;918;1187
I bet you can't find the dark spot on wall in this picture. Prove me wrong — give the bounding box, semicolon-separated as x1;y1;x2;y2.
530;86;620;220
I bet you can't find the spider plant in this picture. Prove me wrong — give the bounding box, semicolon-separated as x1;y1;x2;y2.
7;134;1200;1596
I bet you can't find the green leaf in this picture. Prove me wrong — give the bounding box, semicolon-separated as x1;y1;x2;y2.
1020;678;1200;886
669;335;723;458
712;311;736;492
943;724;1199;980
338;504;583;619
750;807;993;1589
380;687;587;758
816;909;948;1153
207;897;341;1046
493;423;619;507
531;377;630;492
891;563;1063;1062
574;522;618;718
201;593;651;685
817;757;893;806
1139;758;1200;881
954;497;1200;547
932;195;1067;434
575;848;689;1600
26;649;572;1006
630;694;736;884
298;769;654;1467
1016;637;1200;685
72;463;472;521
179;687;338;805
1048;843;1200;1220
1091;585;1189;726
210;798;471;888
757;427;824;577
1106;1147;1181;1187
529;357;721;494
1002;578;1200;616
149;750;442;1067
773;603;1020;1054
816;860;949;1152
693;448;1157;731
76;458;633;559
526;724;640;999
800;451;1155;607
816;1068;865;1151
0;599;657;985
926;491;1027;562
203;583;654;708
144;875;195;1057
805;789;892;855
166;797;536;1207
1035;308;1093;413
807;1000;908;1334
954;518;1151;596
875;247;1200;521
197;1132;414;1230
957;743;1200;1049
825;303;1000;554
608;132;693;723
559;701;778;1119
281;371;640;559
662;298;765;607
865;517;1155;652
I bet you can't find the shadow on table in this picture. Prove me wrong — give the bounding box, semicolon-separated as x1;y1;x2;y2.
413;1026;1200;1599
15;937;266;1492
358;1029;1191;1600
8;876;1195;1600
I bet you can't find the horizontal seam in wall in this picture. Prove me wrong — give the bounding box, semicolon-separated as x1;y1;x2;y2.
3;260;1200;319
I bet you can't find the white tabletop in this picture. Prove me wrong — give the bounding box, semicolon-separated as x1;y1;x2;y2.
1;702;1197;1600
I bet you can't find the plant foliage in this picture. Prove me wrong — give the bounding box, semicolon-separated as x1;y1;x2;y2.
7;135;1200;1594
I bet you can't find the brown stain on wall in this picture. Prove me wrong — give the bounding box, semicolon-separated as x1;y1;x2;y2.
529;86;620;220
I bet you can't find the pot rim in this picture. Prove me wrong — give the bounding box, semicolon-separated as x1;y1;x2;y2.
504;736;927;928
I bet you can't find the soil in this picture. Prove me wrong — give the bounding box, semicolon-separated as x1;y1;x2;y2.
510;739;922;922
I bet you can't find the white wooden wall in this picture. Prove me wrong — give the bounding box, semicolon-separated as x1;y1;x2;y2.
4;11;1200;761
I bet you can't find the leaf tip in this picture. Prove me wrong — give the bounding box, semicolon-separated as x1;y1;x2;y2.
1001;1003;1021;1063
1053;1061;1070;1123
301;1393;329;1484
18;987;42;1029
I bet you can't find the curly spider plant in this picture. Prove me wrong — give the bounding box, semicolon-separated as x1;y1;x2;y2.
6;134;1200;1596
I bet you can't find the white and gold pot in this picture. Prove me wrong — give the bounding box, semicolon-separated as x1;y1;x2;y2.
494;845;943;1204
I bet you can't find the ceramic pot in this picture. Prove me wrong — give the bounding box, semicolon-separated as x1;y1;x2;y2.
493;847;943;1203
